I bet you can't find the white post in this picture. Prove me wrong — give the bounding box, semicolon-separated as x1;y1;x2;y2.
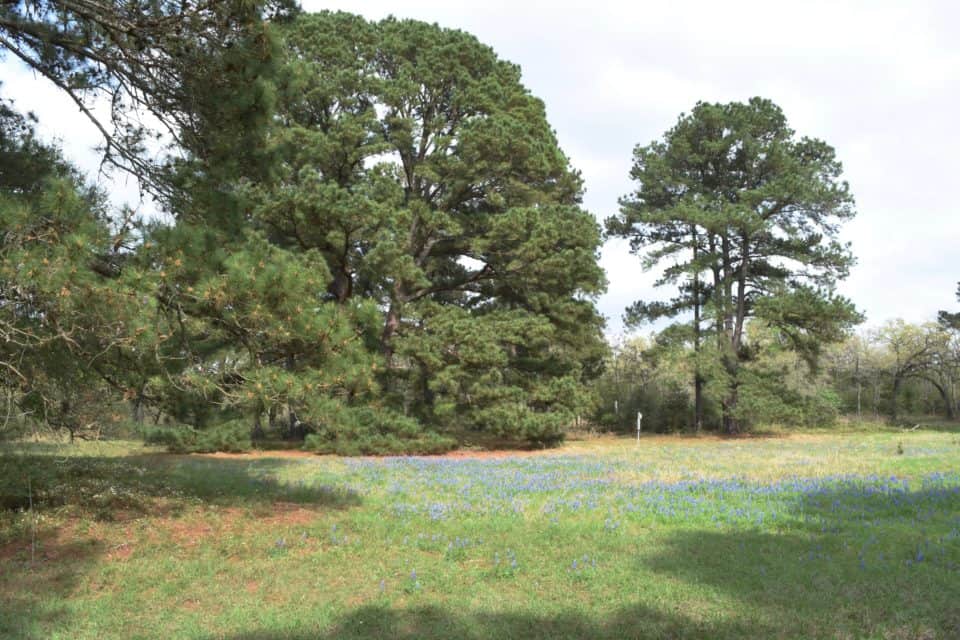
636;412;643;442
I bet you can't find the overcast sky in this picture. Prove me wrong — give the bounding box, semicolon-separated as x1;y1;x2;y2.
4;1;958;339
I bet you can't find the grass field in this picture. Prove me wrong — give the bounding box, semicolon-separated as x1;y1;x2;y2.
2;426;960;639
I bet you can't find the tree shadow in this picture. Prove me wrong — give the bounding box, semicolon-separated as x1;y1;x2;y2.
0;530;103;639
643;530;960;638
5;447;960;639
217;601;764;640
640;480;960;638
0;451;361;514
0;450;362;639
209;480;960;639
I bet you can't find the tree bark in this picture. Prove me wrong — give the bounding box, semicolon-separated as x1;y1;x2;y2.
854;350;862;420
891;374;902;421
381;299;402;363
694;374;705;433
691;227;704;432
251;405;265;440
268;403;278;432
131;397;145;425
722;384;740;434
328;267;353;303
924;377;956;419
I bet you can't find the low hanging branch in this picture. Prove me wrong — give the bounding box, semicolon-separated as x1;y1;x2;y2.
0;0;297;198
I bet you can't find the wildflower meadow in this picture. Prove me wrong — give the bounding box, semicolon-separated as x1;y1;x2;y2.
2;429;960;639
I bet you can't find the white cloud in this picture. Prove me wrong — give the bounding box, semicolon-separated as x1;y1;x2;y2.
4;64;158;212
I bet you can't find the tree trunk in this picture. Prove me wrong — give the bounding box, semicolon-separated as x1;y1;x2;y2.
132;397;145;425
721;235;734;337
722;388;740;434
694;375;705;433
891;374;902;420
720;341;740;434
732;236;749;353
251;406;265;440
708;232;728;431
418;360;434;413
287;405;305;440
873;374;880;417
854;350;862;420
268;404;278;434
328;267;353;303
381;300;401;363
926;377;956;419
691;229;704;433
856;382;862;420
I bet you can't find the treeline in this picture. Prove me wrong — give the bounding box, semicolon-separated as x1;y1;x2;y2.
0;2;955;451
591;316;960;433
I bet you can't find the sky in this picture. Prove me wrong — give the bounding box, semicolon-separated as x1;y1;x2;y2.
3;1;959;339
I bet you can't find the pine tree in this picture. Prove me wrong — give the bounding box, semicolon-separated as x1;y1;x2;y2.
939;283;960;330
246;12;607;444
609;98;860;432
0;98;135;439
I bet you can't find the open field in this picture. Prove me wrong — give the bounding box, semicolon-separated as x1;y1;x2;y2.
2;427;960;639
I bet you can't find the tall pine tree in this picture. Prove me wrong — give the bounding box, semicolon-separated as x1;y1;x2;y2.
248;12;607;444
609;98;860;433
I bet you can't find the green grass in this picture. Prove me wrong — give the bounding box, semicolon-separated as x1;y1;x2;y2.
2;427;960;639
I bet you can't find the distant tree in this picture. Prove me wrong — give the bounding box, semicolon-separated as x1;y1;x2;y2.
608;98;861;433
876;320;956;420
591;336;694;433
825;333;886;419
591;322;844;433
733;322;843;428
939;283;960;330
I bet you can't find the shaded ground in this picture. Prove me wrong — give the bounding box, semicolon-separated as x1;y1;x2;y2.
2;429;960;639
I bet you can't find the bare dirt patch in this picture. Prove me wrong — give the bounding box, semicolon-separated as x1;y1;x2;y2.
105;542;133;561
258;502;318;527
141;502;323;550
0;518;98;563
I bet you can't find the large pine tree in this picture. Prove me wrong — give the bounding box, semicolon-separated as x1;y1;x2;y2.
609;98;860;433
247;12;607;444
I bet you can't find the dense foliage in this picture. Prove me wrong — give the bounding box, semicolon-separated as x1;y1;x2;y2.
607;98;861;433
593;319;960;433
0;95;138;441
1;5;954;450
0;0;298;198
1;7;605;451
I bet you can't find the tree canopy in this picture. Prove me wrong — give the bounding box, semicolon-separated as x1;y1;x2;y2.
608;98;861;432
0;0;297;198
240;12;608;444
2;7;608;450
6;5;945;448
939;283;960;330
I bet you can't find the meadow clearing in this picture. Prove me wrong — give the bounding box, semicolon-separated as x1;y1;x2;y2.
2;426;960;639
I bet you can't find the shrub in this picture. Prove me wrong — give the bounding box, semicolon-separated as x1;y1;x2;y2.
303;407;455;456
141;420;252;454
799;389;842;428
473;404;567;447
